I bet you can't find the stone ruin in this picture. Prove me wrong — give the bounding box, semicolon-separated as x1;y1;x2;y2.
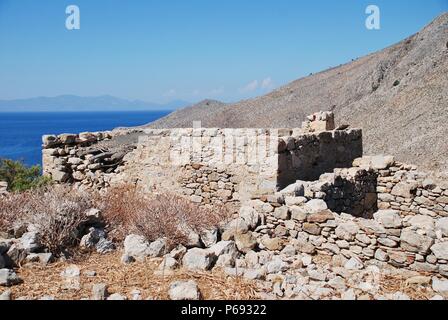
42;111;362;209
41;111;448;278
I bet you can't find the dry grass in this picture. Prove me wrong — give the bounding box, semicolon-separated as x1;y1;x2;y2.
97;184;231;246
378;272;434;300
10;251;261;300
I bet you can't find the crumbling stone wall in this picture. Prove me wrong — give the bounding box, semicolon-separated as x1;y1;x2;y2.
42;124;363;211
277;129;363;188
42;130;137;188
245;159;448;277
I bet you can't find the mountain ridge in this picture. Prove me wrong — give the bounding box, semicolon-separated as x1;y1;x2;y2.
148;12;448;177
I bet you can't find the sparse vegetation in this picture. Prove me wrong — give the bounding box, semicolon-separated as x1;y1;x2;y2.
0;185;92;255
97;184;231;246
393;80;400;87
0;158;52;192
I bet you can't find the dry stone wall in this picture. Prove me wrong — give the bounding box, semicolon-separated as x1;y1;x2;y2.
42;130;137;188
42;125;363;212
242;155;448;277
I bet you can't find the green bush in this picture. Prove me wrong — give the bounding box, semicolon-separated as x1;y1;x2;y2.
0;158;52;192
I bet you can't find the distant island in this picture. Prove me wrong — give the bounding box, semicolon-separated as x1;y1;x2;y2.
0;95;190;112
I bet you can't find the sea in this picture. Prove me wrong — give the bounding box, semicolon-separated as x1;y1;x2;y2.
0;111;170;167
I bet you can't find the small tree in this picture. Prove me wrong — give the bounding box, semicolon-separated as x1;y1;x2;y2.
0;158;51;192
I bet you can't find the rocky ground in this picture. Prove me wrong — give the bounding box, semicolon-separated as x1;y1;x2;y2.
0;249;445;301
1;215;447;301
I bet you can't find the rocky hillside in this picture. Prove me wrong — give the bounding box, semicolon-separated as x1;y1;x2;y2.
148;13;448;177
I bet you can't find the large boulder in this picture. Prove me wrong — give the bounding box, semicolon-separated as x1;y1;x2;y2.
169;280;201;300
182;248;216;271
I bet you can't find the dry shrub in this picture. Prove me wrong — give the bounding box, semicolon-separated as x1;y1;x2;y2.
24;185;92;255
0;191;27;232
0;185;92;255
99;184;231;246
93;184;142;239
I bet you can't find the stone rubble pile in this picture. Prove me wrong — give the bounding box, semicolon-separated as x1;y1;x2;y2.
302;111;336;133
0;207;114;292
42;130;136;188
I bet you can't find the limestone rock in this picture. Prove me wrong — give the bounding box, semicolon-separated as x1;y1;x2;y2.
400;229;434;254
20;231;41;253
273;207;290;220
373;210;402;228
234;232;257;253
408;215;435;231
148;238;167;257
208;241;238;259
432;277;448;296
261;238;284;251
92;283;108;300
290;206;308;222
335;221;359;241
60;265;80;290
0;290;11;300
200;228;218;248
123;234;151;261
157;256;179;273
344;257;364;270
266;258;288;274
303;223;322;236
239;206;260;230
391;182;417;198
169;280;201;300
307;210;335;223
435;218;448;237
107;293;127;300
431;242;448;260
0;269;21;287
182;248;216;271
305;199;328;213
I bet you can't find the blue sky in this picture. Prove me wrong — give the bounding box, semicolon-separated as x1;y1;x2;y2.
0;0;446;104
